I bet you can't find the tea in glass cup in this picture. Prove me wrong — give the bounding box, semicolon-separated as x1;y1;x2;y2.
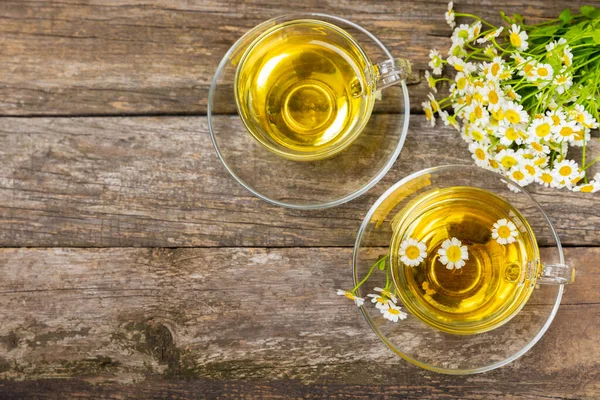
235;19;410;161
390;186;539;335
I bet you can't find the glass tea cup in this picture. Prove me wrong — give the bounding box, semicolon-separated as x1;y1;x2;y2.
209;14;411;209
353;165;574;374
234;18;411;161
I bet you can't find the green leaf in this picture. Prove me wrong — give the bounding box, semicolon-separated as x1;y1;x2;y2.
377;258;387;271
592;30;600;44
559;8;574;24
580;5;600;19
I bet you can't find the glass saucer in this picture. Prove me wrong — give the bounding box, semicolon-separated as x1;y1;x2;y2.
208;13;410;209
353;165;565;374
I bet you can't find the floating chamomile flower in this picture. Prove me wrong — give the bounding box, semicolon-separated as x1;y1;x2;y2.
399;238;427;267
336;289;364;307
438;237;468;270
381;302;408;322
492;219;518;245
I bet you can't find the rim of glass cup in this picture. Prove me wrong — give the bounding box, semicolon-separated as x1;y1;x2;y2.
207;13;411;210
352;164;565;374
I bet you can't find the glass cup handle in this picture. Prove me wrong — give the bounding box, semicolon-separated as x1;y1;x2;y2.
373;58;412;91
538;263;575;285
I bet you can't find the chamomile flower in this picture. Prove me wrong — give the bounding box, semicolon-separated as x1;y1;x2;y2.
336;290;364;307
381;302;408;322
562;47;573;67
476;26;503;44
482;57;505;81
527;117;553;141
552;120;580;143
367;293;392;310
507;166;534;186
469;142;490;167
573;179;600;193
546;109;567;128
503;85;522;101
569;127;591;147
552;159;581;184
438;237;469;270
492;219;518;245
495;148;523;170
470;21;482;38
532;63;554;82
399;238;428;267
481;83;504;112
425;70;437;93
571;104;599;129
440;110;460;131
374;287;397;303
447;56;476;74
545;38;567;53
535;169;557;187
429;49;444;76
502;102;529;125
553;73;573;94
422;100;435;127
509;24;529;51
452;24;472;43
445;1;456;28
464;102;489;127
498;126;524;146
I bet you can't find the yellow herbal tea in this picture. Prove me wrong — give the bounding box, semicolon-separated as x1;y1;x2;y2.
390;186;540;335
235;20;375;160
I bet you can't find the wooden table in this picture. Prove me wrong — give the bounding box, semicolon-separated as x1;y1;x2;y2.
1;1;599;398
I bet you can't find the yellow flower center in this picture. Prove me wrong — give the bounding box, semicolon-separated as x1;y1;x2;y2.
551;115;561;125
457;77;466;90
512;170;525;181
489;159;500;169
505;127;519;141
507;90;517;100
541;173;553;183
344;292;355;300
497;225;512;239
559;166;572;177
405;245;421;260
563;54;571;66
455;63;464;72
538;67;549;77
425;107;433;120
492;109;504;121
525;165;536;175
500;155;518;169
472;130;484;142
474;106;483;119
531;142;543;152
446;246;463;263
581;185;594;193
431;101;439;112
574;130;584;141
510;32;522;47
488;90;499;104
557;76;567;84
376;296;387;304
535;123;551;138
475;148;486;160
505;109;521;124
491;63;500;76
560;126;573;137
387;308;401;315
574;113;585;123
535;157;547;166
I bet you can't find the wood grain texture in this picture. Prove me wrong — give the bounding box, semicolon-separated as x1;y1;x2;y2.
0;0;592;116
0;246;598;399
1;115;598;248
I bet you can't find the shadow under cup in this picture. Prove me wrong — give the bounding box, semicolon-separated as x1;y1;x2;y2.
353;165;567;374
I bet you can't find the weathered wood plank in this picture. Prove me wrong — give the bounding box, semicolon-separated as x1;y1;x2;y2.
0;247;597;398
1;115;598;247
0;0;591;116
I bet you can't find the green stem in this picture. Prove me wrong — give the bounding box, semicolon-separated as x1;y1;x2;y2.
351;255;388;294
